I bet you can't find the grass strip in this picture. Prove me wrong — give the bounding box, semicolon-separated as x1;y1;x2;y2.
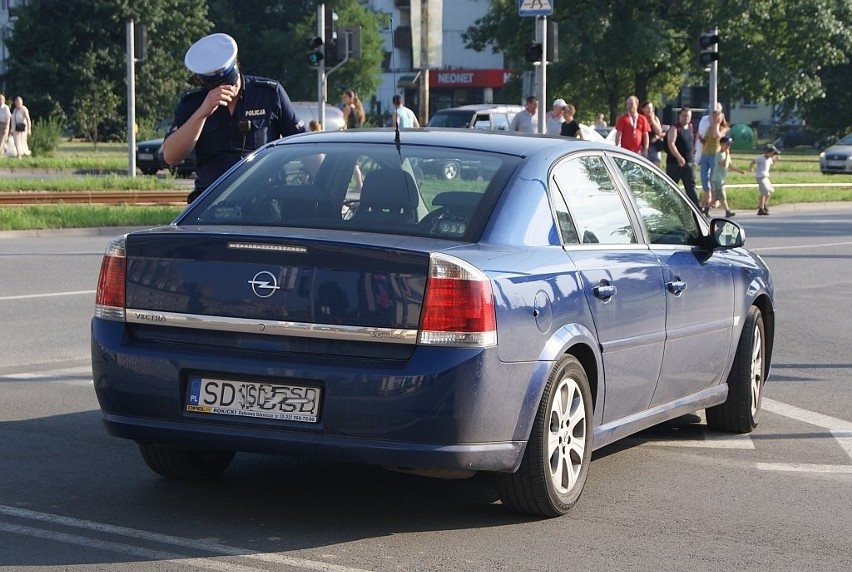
0;176;178;192
0;204;183;231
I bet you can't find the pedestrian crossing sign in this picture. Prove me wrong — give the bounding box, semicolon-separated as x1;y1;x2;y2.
519;0;554;16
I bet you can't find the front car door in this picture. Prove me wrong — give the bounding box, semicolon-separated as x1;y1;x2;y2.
551;154;667;423
610;155;735;406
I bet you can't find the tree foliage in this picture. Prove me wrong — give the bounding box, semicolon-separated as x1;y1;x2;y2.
464;0;851;127
4;0;210;139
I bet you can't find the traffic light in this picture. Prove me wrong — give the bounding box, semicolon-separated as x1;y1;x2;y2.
699;32;720;69
324;8;339;66
524;42;543;63
306;36;324;67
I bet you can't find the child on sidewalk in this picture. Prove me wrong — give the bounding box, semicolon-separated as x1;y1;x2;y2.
749;144;781;215
710;136;745;217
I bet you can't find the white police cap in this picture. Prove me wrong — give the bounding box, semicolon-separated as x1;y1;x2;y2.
184;33;238;80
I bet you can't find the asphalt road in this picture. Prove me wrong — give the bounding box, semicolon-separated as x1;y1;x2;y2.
1;206;850;571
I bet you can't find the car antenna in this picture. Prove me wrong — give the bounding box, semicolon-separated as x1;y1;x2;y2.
394;121;402;159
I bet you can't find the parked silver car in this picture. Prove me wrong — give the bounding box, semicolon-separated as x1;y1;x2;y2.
819;133;852;174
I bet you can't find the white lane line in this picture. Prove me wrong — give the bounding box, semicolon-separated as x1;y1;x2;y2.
1;366;92;381
0;522;260;572
644;434;754;449
751;241;852;253
762;398;852;461
0;290;95;301
756;463;852;474
0;505;372;572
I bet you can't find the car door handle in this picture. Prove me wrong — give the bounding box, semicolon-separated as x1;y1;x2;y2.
593;283;617;300
667;279;687;296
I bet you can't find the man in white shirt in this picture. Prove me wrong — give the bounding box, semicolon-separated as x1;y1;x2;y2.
510;95;538;134
695;102;723;160
0;94;11;155
546;98;567;135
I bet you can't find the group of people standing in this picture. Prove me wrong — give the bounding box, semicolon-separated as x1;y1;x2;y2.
0;94;32;158
508;96;586;139
615;96;778;217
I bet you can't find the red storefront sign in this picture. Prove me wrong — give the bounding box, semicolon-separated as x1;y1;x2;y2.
430;69;514;88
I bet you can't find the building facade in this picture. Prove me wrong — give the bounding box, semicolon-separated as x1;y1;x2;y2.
371;0;512;121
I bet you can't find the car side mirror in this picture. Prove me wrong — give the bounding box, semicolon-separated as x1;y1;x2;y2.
710;218;745;248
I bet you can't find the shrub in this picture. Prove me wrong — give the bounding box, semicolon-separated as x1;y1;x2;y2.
29;114;66;157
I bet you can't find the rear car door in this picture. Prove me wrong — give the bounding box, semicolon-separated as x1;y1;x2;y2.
610;156;735;405
551;154;667;423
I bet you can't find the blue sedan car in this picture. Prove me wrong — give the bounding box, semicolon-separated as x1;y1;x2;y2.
92;129;775;517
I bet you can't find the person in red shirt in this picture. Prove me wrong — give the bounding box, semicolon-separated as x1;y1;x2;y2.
614;95;650;156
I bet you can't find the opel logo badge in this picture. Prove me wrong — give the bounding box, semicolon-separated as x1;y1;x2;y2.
248;271;281;299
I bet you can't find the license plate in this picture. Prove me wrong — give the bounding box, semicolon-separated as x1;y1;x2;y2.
138;153;154;161
828;161;844;168
186;377;321;423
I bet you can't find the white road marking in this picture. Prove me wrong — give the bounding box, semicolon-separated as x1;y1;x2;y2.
1;366;92;381
755;463;852;474
643;434;755;449
762;398;852;461
0;290;95;301
751;240;852;253
0;505;372;572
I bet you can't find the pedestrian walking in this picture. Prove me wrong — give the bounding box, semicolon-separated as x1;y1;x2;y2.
510;95;538;134
698;109;730;214
560;104;583;139
162;33;306;203
709;136;744;217
546;98;567;135
614;95;649;155
0;94;11;156
641;100;664;167
749;144;780;215
391;94;419;128
665;107;700;207
342;89;365;129
11;96;32;158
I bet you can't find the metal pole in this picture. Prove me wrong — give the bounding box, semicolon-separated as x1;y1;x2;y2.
127;20;136;177
536;16;547;134
318;3;326;129
420;0;429;124
709;26;719;113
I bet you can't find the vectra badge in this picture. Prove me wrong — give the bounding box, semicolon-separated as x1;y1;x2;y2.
248;271;281;299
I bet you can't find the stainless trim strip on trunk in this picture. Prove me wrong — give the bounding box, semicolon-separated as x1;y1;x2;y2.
125;309;418;345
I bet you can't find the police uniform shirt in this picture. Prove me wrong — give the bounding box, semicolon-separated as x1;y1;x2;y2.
168;75;306;192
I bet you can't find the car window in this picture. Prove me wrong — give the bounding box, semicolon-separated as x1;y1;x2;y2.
551;155;636;244
491;113;509;131
473;114;491;130
611;156;702;246
184;143;519;242
550;181;579;244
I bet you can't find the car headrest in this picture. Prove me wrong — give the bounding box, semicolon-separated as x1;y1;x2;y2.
359;169;419;211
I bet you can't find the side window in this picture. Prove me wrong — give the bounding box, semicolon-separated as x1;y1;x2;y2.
612;157;702;245
473;114;491;130
552;155;636;244
491;113;509;131
550;182;579;244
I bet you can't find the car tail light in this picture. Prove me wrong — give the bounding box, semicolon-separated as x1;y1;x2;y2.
94;236;127;321
419;253;497;347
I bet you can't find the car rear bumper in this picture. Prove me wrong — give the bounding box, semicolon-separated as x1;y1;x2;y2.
92;319;545;473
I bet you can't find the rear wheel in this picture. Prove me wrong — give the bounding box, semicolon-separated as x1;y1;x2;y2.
140;167;158;176
138;443;235;480
497;355;593;517
707;305;766;433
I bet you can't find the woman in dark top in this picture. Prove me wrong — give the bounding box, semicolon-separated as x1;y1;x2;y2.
560;104;583;139
342;89;365;129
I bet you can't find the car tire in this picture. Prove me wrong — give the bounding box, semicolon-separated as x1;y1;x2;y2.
441;160;461;180
706;305;766;433
496;355;593;517
138;443;235;480
140;167;158;176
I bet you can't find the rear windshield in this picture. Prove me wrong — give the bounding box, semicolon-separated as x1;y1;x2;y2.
182;142;520;242
427;111;475;129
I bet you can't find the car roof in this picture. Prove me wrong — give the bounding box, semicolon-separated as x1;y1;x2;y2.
274;128;605;157
433;104;524;113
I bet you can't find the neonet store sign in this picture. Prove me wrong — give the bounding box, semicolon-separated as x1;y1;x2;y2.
430;69;514;88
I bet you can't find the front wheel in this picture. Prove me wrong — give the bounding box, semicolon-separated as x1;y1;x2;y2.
706;305;766;433
138;443;235;480
441;160;461;180
497;355;593;517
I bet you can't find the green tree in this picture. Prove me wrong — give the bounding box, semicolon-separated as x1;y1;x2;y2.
71;50;122;146
5;0;210;140
464;0;851;124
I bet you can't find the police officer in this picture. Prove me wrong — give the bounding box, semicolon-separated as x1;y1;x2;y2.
162;33;306;203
